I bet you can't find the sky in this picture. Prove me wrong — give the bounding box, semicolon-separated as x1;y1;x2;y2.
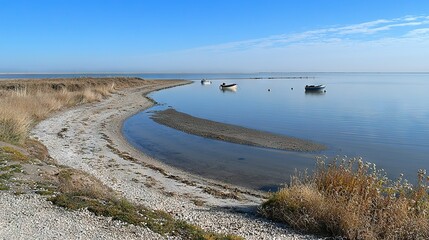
1;0;429;73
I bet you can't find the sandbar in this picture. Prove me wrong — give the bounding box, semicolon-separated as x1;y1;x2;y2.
151;108;327;152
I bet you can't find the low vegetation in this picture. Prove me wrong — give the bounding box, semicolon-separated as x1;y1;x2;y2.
260;156;429;239
0;77;151;144
49;168;241;239
0;147;23;190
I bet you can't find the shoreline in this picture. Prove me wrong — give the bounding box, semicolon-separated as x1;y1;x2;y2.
29;79;315;239
151;108;327;152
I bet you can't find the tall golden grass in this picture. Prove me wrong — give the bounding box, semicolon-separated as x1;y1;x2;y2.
260;157;429;240
0;77;150;144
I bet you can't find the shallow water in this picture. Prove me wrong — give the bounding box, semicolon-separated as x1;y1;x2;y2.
124;105;318;191
123;73;429;190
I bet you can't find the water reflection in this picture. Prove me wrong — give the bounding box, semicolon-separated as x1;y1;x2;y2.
123;106;316;190
305;90;326;96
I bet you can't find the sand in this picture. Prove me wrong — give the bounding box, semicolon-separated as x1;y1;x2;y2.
151;108;327;152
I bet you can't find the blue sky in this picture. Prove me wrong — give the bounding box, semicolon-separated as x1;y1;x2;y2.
1;0;429;73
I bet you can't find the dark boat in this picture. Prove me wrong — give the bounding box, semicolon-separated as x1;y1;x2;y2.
305;84;325;91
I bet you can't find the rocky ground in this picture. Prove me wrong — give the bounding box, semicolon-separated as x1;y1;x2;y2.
0;192;162;239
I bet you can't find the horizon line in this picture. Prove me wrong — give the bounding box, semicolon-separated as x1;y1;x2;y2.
1;71;429;75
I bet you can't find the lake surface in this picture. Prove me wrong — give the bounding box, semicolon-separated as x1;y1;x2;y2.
121;73;429;190
2;73;428;190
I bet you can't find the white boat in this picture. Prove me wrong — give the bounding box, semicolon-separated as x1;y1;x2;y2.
200;79;212;85
219;83;237;89
305;84;325;91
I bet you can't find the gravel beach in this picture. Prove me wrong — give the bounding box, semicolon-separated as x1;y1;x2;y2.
8;79;320;239
0;192;162;240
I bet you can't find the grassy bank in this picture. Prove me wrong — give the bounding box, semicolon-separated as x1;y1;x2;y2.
0;77;151;144
260;156;429;239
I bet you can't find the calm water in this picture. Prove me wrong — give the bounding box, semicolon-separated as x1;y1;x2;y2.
124;73;429;190
2;73;428;190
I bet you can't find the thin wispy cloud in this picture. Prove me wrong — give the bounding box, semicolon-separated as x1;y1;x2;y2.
335;19;393;35
143;15;429;72
191;15;429;53
406;28;429;37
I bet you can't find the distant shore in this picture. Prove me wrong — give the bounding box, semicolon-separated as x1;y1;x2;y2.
151;108;327;152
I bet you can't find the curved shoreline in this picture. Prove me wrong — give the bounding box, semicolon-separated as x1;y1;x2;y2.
31;80;315;239
151;108;327;152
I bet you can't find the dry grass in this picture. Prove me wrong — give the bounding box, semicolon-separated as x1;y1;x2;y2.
1;146;29;161
260;156;429;240
0;77;150;144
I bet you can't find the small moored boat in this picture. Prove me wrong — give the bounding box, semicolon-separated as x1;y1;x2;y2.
305;84;325;91
201;79;212;85
220;83;237;89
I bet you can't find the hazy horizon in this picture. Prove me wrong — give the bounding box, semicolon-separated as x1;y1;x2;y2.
2;71;429;74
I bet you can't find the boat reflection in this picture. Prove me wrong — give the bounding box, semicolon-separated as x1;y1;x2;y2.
305;90;326;95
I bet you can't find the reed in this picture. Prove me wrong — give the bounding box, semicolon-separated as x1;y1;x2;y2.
0;77;149;144
260;156;429;239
